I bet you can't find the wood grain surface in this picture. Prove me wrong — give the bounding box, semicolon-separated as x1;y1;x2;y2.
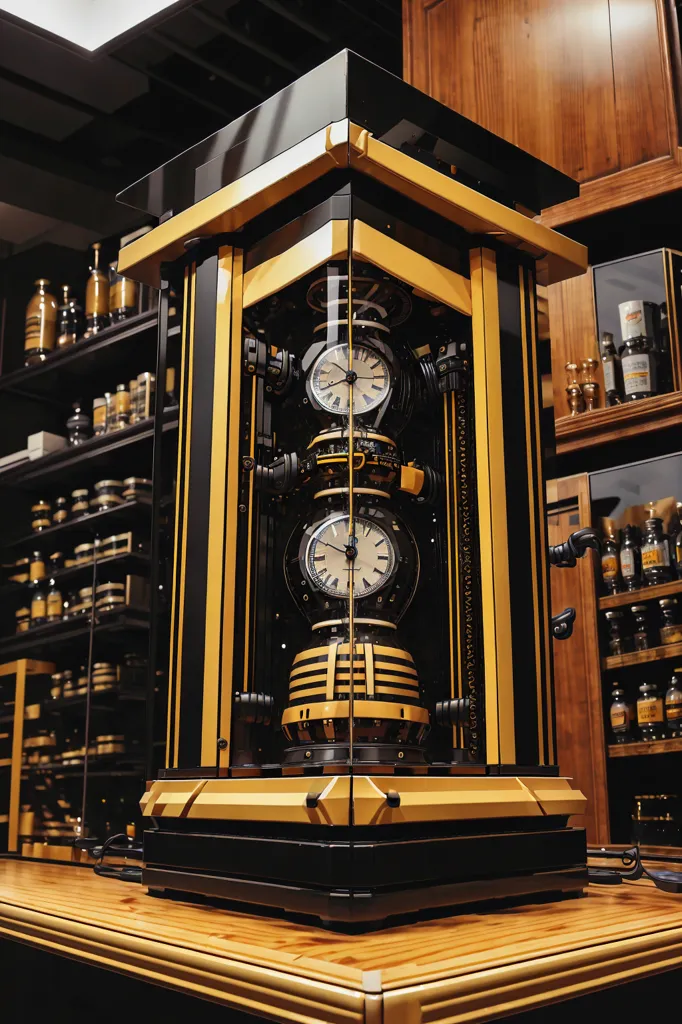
555;390;682;452
602;639;682;671
3;860;682;1021
599;578;682;610
609;736;682;757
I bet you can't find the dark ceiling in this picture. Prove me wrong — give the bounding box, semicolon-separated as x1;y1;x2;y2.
0;0;403;255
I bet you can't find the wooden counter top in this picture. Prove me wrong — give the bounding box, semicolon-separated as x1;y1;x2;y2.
1;860;682;1023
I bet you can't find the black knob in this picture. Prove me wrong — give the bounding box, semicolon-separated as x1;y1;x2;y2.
306;792;320;808
386;790;401;808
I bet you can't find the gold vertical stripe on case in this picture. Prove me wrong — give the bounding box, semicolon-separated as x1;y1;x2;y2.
173;265;196;769
528;270;555;763
326;642;339;701
8;660;26;852
518;265;546;766
241;372;258;692
201;248;233;766
166;266;189;765
442;394;457;749
364;642;375;698
470;247;515;765
219;249;244;771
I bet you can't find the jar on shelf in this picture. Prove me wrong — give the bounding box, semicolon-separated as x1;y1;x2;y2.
73;542;95;565
28;552;45;584
92;662;117;690
665;672;682;736
641;508;672;585
66;401;92;447
609;684;633;744
15;607;30;633
95;581;125;613
100;532;131;558
659;598;682;646
46;584;63;623
601;526;621;594
8;558;29;584
92;396;107;437
62;671;74;698
104;392;114;432
619;524;642;591
24;279;58;366
31;500;52;532
56;285;83;348
73;586;93;617
605;610;630;656
632;794;682;847
96;734;125;755
136;371;156;421
112;384;130;430
30;587;47;627
49;672;63;700
84;242;110;338
129;379;139;424
48;551;63;574
631;604;651;651
91;479;124;512
637;681;666;741
52;497;69;525
71;488;89;517
108;260;138;322
122;477;152;502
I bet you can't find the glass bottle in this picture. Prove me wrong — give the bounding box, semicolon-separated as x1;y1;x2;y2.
66;401;92;447
29;551;45;584
30;585;47;627
46;584;63;623
92;397;107;437
609;685;632;743
665;671;682;736
605;610;630;655
84;242;110;338
52;497;69;525
659;598;682;645
108;261;138;322
600;331;622;406
112;383;130;430
24;279;58;366
631;604;650;650
601;525;621;594
641;506;672;585
619;299;657;402
637;681;665;741
619;524;642;591
56;285;83;348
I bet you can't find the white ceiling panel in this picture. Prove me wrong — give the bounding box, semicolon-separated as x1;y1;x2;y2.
0;78;92;140
0;19;149;113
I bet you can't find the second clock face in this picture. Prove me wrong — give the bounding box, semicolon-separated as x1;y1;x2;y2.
305;514;396;598
309;343;391;416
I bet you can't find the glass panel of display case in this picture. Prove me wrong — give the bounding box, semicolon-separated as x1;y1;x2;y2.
593;250;678;400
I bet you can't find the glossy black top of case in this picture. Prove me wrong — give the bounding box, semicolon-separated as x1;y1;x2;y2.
116;49;578;221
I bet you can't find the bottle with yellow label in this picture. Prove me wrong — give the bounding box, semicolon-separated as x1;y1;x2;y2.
641;505;672;585
665;672;682;736
84;242;110;338
24;279;58;365
609;685;632;744
30;586;47;627
637;681;665;741
601;525;621;594
46;584;63;623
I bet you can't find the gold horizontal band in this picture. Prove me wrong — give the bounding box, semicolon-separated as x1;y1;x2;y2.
287;684;423;702
307;431;397;447
243;220;348;308
281;699;429;726
292;642;414;664
311;618;398;630
313;487;391;499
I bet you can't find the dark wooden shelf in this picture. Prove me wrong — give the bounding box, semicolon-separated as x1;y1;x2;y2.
0;411;177;491
0;313;180;402
599;579;682;610
1;497;152;554
608;737;682;758
602;640;682;671
555;391;682;454
0;611;149;660
0;552;150;604
44;687;145;714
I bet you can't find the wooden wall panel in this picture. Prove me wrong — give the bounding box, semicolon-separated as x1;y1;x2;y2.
547;474;610;845
403;0;677;189
547;269;603;417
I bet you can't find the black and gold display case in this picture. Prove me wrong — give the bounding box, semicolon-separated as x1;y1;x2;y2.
117;50;589;926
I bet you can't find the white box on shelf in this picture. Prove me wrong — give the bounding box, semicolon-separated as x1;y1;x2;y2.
27;431;68;460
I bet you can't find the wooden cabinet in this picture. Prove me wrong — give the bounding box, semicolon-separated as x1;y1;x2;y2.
403;0;682;223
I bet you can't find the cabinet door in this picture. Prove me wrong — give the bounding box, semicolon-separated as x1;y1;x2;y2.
403;0;675;187
547;474;610;844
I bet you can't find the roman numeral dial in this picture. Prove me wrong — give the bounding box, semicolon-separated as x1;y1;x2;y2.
305;514;396;598
309;343;391;416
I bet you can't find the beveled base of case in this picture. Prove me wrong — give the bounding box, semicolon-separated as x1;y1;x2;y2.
142;822;587;928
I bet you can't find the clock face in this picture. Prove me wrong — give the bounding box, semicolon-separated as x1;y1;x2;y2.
305;514;396;598
309;343;391;416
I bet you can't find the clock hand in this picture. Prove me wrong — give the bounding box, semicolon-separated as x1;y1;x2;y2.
316;373;375;392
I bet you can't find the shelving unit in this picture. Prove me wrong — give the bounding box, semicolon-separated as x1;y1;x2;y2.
608;737;682;758
599;578;682;610
0;292;177;861
556;393;682;455
602;641;682;671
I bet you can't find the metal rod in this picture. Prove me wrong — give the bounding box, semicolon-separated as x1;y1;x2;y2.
79;542;98;840
254;0;331;42
145;274;170;780
113;54;233;121
190;8;301;74
148;29;267;100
